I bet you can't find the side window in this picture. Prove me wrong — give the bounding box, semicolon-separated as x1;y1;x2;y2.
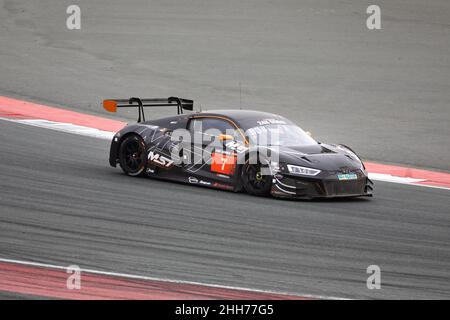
188;118;243;141
189;118;235;134
205;118;235;133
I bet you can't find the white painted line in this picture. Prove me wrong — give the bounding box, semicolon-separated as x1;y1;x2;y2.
368;173;450;191
0;117;114;140
368;173;425;184
0;257;347;300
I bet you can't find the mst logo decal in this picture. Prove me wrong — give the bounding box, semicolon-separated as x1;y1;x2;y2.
148;151;174;168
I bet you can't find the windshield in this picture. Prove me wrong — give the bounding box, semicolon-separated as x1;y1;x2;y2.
246;124;317;146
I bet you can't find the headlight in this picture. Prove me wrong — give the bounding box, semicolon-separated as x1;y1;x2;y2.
286;164;321;176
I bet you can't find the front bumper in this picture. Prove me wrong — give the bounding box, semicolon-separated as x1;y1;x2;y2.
270;169;373;199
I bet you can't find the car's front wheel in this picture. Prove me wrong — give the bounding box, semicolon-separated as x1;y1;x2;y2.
241;159;272;196
119;135;147;176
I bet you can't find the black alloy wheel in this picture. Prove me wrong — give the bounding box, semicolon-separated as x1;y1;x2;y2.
119;135;147;176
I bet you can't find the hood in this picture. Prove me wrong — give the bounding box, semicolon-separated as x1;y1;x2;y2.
276;143;363;171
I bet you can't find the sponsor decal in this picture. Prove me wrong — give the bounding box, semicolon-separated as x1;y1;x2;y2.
213;182;234;190
256;119;286;126
225;141;248;154
337;173;358;181
188;176;211;185
213;148;235;156
148;151;174;168
188;176;198;183
211;152;236;175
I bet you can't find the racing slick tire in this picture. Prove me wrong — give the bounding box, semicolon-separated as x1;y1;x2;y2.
241;157;272;196
118;134;147;176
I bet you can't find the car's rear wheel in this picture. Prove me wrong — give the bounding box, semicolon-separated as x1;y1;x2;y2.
241;159;272;196
119;135;147;176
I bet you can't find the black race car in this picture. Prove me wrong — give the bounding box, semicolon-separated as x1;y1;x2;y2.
103;97;373;199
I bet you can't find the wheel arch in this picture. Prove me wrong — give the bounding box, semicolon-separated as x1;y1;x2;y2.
110;131;146;167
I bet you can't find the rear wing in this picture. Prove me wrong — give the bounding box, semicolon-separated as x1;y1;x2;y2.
103;97;193;122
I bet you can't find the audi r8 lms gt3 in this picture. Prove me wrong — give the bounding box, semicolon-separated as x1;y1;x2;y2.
103;97;373;199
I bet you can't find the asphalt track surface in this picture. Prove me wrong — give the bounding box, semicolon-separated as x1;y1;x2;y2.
1;0;450;300
0;120;449;299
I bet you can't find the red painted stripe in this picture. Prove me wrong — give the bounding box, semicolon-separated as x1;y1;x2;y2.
1;96;449;188
0;262;307;300
365;162;450;188
0;96;126;132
